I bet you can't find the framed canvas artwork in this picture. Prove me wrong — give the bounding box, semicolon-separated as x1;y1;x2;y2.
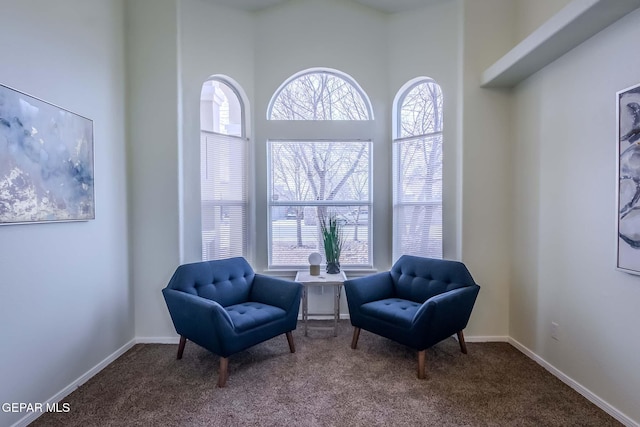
617;82;640;274
0;84;94;225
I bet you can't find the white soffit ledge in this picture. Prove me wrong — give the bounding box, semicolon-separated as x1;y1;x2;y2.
481;0;640;88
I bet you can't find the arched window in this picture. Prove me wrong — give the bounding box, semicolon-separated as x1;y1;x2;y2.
200;77;248;260
268;68;373;120
392;77;443;261
267;68;373;268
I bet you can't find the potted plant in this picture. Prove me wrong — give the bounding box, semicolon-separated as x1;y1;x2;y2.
320;213;343;274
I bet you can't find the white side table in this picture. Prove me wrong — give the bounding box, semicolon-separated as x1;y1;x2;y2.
294;270;347;337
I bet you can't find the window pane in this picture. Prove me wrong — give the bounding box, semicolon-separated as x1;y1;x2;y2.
270;141;370;202
397;134;442;203
400;80;443;138
267;68;374;268
268;140;371;268
394;78;443;261
202;204;246;260
201;80;242;137
269;72;371;120
394;204;442;259
270;205;370;267
202;132;246;202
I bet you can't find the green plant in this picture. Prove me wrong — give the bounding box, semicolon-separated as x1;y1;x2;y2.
320;213;343;267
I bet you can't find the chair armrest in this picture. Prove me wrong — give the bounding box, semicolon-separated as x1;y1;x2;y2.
162;288;233;339
412;285;480;335
250;274;303;312
344;272;394;308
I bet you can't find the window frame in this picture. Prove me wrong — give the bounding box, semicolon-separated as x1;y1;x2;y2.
200;76;251;262
266;68;375;270
392;77;444;262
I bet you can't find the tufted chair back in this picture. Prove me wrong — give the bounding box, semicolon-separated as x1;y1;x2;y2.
390;255;477;304
166;257;255;307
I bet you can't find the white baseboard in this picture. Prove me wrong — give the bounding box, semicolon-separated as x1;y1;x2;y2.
135;336;180;344
508;338;638;427
464;335;509;342
11;339;136;427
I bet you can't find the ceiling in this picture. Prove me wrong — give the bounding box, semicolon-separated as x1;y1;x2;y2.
204;0;443;14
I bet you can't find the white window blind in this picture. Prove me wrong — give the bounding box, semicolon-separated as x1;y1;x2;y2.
200;131;247;260
393;79;443;261
200;77;248;261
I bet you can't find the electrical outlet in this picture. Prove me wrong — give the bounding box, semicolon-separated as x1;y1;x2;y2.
551;322;560;341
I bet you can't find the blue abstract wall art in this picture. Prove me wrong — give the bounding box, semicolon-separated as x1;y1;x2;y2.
617;82;640;274
0;84;94;224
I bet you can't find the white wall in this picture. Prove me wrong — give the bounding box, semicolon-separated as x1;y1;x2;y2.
127;0;257;339
511;8;640;424
459;0;515;338
514;0;572;43
389;0;461;263
126;0;182;339
0;1;131;426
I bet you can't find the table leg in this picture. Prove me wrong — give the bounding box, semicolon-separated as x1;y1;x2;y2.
334;285;340;337
303;286;308;337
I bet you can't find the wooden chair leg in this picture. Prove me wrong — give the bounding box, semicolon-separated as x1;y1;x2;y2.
286;331;296;353
457;331;468;354
417;350;426;379
177;336;186;360
217;357;229;388
351;327;361;349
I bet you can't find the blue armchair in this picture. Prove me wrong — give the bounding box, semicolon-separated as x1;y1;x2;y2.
162;257;302;387
344;255;480;379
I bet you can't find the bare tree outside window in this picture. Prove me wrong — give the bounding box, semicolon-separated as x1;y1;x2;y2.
270;140;370;266
269;71;371;120
268;69;373;268
394;79;443;260
400;80;442;137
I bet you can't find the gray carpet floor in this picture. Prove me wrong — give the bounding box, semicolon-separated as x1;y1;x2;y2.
32;321;620;426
